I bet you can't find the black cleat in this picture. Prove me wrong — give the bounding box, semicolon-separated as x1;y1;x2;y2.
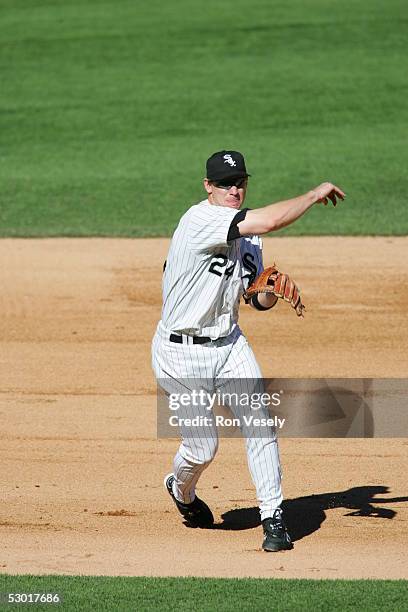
164;473;214;528
262;509;293;552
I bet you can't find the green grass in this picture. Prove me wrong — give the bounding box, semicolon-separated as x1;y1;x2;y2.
1;0;407;236
0;576;407;611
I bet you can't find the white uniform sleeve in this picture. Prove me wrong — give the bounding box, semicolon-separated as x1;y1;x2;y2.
186;202;238;252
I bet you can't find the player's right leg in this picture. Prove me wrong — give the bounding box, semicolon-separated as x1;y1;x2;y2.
152;324;218;523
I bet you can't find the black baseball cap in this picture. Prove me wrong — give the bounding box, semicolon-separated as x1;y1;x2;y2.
206;150;250;182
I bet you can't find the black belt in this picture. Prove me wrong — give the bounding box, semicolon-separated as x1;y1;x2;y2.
170;333;212;345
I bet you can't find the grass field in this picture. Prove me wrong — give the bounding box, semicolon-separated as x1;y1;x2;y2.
0;576;407;611
1;0;407;236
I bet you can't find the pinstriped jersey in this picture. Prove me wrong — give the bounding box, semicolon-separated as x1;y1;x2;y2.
161;199;263;338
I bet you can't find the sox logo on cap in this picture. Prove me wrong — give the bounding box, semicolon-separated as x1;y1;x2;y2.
223;154;237;167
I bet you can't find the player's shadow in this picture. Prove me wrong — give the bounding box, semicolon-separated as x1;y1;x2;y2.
216;486;408;541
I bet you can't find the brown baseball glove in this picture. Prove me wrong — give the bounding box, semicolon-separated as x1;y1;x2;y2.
243;264;305;317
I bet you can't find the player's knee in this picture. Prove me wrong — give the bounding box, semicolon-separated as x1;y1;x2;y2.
181;438;219;465
199;438;219;464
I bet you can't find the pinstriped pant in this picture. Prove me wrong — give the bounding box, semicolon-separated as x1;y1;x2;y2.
152;323;283;521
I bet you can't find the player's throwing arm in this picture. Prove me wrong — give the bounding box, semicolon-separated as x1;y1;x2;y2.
237;182;345;236
237;182;345;313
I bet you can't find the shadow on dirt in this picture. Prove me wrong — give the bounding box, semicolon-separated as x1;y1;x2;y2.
216;485;408;541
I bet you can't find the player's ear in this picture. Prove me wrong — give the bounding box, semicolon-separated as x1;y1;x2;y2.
203;179;212;195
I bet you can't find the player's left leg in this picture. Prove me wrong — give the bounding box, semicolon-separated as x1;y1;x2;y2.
217;332;292;550
217;332;283;515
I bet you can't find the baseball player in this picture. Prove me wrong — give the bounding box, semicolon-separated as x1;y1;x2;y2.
152;150;344;551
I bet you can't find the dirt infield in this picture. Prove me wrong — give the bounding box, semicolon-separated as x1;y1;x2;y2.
0;237;407;579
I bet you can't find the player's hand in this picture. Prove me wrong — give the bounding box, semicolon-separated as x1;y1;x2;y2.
311;182;345;206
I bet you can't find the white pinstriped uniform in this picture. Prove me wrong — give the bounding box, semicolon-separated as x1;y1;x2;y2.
152;199;283;521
